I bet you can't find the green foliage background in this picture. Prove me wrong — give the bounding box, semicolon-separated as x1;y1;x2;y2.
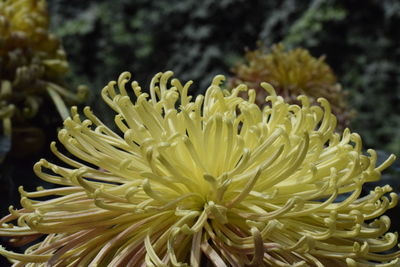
47;0;400;156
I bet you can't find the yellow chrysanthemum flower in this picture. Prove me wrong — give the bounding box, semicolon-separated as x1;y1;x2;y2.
230;43;353;130
0;0;87;147
0;72;399;266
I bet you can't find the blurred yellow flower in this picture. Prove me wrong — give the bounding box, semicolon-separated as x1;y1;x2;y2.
0;0;87;147
0;71;398;266
230;43;353;130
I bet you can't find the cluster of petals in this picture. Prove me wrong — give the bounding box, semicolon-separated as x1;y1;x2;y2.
0;0;87;145
0;71;398;266
230;44;352;129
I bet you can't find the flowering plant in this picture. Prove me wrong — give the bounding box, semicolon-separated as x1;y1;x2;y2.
0;71;398;266
230;44;353;130
0;0;87;156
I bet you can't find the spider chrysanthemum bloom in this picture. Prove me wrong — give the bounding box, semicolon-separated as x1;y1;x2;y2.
230;44;353;130
0;71;399;266
0;0;87;144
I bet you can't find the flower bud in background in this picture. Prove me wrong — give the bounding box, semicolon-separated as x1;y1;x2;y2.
230;43;353;131
0;0;88;158
0;71;398;266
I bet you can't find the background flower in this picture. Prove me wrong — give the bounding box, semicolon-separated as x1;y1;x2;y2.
0;0;87;158
0;72;398;266
229;43;353;130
